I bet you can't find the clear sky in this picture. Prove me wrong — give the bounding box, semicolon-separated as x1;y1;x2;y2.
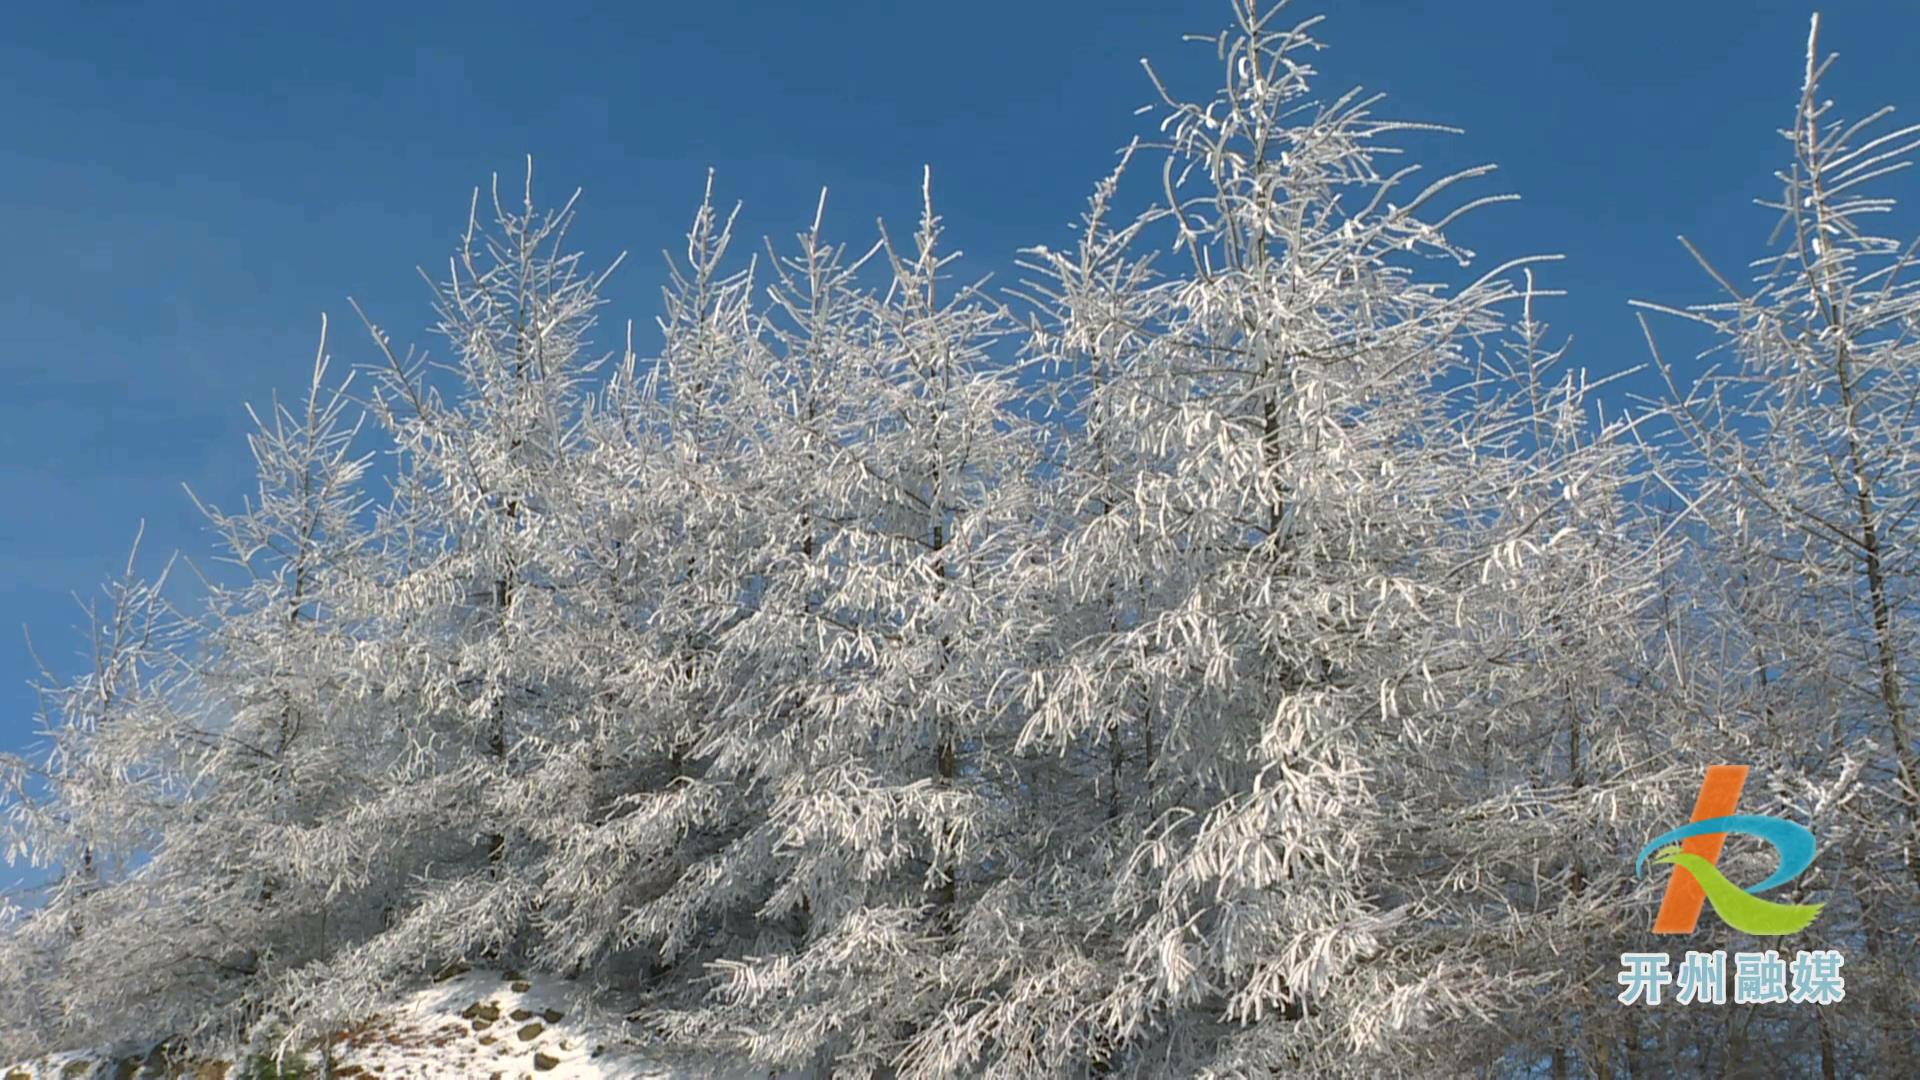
2;0;1917;840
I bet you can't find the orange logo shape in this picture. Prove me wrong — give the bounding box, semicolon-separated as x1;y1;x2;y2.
1652;765;1748;934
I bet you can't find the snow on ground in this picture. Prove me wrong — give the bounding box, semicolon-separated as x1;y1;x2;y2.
333;967;778;1079
4;969;797;1079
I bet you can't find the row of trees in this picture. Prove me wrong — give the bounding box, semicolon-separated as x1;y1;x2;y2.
2;2;1914;1075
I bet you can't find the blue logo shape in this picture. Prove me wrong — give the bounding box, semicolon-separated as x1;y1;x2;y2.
1633;814;1815;896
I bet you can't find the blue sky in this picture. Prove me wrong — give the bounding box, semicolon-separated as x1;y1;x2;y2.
2;0;1917;838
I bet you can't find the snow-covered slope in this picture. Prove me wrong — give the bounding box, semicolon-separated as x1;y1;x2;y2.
2;970;788;1079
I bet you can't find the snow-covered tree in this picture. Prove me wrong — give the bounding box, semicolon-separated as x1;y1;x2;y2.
0;322;377;1054
263;166;635;1024
624;169;1061;1076
1639;13;1920;1074
947;4;1671;1073
0;529;188;1054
